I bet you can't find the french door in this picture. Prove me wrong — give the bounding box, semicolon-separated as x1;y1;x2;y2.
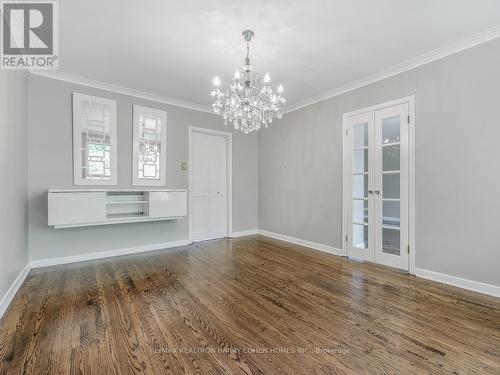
344;102;410;271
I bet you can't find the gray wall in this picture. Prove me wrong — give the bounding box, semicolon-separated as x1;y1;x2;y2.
259;38;500;286
0;71;29;301
28;75;258;261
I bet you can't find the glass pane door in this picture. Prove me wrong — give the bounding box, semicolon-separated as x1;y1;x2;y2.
352;123;368;249
344;100;411;272
381;115;401;255
346;112;374;261
374;104;409;270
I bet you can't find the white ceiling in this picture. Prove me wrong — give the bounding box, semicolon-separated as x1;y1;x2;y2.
59;0;500;109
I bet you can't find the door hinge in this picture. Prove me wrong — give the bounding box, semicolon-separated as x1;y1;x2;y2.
407;115;410;124
346;235;348;243
345;129;348;136
407;245;410;254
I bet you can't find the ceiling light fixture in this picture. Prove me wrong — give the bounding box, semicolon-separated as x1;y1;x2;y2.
211;30;286;133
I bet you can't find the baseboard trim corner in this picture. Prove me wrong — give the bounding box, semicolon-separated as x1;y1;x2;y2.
257;229;343;256
229;229;259;238
0;263;30;320
415;268;500;298
29;239;192;269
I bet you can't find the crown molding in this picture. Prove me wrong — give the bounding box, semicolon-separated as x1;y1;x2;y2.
29;25;500;116
29;70;214;114
285;25;500;113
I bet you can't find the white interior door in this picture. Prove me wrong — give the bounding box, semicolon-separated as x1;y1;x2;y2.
344;101;410;271
190;131;228;242
374;104;409;270
345;112;375;262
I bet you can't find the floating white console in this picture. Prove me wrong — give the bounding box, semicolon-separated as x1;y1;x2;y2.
48;189;187;228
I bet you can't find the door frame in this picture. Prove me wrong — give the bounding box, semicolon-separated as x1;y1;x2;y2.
342;95;416;274
188;126;233;242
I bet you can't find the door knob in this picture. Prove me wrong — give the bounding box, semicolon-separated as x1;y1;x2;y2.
368;190;374;195
375;190;380;195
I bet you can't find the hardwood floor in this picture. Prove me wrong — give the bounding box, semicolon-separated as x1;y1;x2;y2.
0;235;499;374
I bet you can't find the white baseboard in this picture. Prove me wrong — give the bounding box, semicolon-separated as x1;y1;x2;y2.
29;239;192;269
229;229;259;238
255;232;500;299
0;263;30;320
257;229;343;256
415;268;500;298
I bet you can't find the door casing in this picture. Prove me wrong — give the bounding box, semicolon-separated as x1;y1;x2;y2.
342;96;416;274
188;126;233;242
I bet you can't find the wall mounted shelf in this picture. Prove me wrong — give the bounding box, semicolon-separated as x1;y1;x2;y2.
48;189;187;228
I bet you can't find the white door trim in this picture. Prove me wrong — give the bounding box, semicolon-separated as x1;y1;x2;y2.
188;126;233;242
342;95;416;274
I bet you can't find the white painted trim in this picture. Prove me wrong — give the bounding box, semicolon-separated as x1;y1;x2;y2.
229;229;259;238
408;97;416;275
30;70;213;114
0;264;30;320
258;230;343;256
415;268;500;299
30;26;500;117
189;126;233;138
342;96;416;274
285;25;500;113
188;127;233;242
29;239;191;268
342;95;415;119
254;230;499;299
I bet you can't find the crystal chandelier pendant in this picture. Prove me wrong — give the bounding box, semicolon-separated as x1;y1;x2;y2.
210;30;286;134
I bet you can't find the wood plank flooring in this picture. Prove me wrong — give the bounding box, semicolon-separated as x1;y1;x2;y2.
0;235;499;374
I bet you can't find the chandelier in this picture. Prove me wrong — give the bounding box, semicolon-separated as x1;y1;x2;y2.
210;30;286;134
